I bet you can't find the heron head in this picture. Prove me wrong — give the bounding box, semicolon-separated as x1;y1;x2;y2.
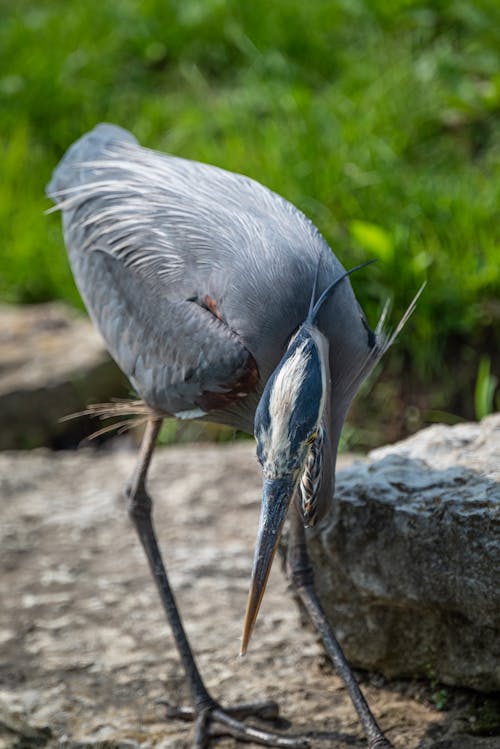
240;322;328;654
241;261;374;655
255;324;327;480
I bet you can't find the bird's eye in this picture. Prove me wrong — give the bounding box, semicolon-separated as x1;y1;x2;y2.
306;430;317;445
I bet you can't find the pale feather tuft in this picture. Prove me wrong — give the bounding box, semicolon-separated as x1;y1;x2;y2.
376;282;426;358
339;282;426;398
60;399;156;440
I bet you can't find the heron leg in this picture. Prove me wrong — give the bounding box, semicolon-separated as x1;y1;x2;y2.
286;510;394;749
126;418;213;711
126;418;307;749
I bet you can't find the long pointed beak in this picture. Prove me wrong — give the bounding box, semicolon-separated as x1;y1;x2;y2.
240;477;294;655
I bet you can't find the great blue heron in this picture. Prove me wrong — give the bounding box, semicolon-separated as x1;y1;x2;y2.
47;124;417;749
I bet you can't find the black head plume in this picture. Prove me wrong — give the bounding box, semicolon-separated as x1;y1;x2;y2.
306;259;376;326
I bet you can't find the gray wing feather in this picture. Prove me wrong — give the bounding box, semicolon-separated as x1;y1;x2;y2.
72;248;256;418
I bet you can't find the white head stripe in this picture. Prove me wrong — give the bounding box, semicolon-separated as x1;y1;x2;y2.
257;326;329;480
259;341;309;476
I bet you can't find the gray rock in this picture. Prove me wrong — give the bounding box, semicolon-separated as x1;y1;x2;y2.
0;303;128;449
307;415;500;691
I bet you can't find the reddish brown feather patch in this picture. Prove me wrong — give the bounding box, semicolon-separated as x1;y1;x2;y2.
197;353;259;412
199;294;224;321
191;292;260;411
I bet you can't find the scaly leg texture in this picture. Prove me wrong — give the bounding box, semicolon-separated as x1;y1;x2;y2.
286;510;394;749
126;419;307;749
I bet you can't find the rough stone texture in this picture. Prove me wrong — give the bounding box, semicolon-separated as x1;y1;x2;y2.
308;415;500;692
1;437;499;748
0;303;128;449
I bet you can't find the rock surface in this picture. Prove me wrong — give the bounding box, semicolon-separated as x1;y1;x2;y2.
0;303;128;449
307;414;500;692
1;430;499;748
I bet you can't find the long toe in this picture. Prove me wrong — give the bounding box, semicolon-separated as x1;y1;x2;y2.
162;699;279;723
211;708;308;748
220;700;280;722
163;699;307;749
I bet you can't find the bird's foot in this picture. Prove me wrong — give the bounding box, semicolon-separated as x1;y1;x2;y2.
162;699;308;749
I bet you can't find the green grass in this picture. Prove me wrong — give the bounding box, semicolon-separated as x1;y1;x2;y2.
1;0;499;433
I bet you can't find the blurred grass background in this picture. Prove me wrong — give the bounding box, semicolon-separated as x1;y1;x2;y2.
1;0;499;447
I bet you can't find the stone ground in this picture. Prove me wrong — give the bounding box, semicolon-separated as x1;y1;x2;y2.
1;441;498;749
